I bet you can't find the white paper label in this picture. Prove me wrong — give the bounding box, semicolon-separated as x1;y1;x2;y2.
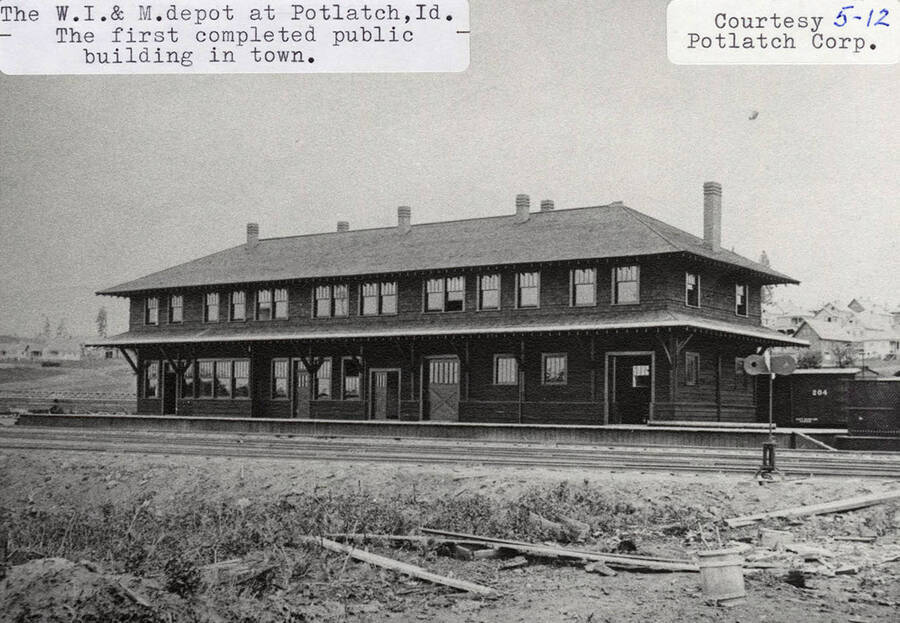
0;1;470;74
668;0;899;64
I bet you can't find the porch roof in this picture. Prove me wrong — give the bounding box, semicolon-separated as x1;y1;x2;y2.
89;311;808;348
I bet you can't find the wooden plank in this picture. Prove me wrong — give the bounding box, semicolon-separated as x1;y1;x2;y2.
306;536;496;596
724;489;900;528
420;528;698;572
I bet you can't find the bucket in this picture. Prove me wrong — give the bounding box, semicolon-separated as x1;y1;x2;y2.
696;547;746;606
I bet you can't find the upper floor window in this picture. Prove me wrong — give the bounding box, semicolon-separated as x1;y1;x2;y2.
493;354;518;385
204;293;219;322
735;284;748;317
256;289;272;320
517;272;540;308
572;268;596;306
361;281;398;316
257;288;289;320
144;361;159;397
685;351;700;386
426;276;465;312
685;272;700;307
478;274;500;310
168;295;183;323
145;297;159;325
613;265;639;304
314;285;348;318
230;291;246;321
274;288;289;319
542;353;567;385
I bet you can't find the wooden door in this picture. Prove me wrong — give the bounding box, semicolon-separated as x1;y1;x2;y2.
427;357;459;422
293;363;311;419
371;370;400;420
611;356;652;424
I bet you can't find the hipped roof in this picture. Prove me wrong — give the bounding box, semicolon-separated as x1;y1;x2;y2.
98;203;798;296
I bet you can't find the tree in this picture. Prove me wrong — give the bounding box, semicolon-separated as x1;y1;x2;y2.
759;251;776;324
832;343;856;368
40;316;52;339
797;350;823;369
96;307;108;338
55;319;70;339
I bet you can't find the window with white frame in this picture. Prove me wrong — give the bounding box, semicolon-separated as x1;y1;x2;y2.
233;360;250;398
274;288;289;319
195;359;250;399
198;361;214;397
314;285;349;318
735;284;748;316
478;274;500;310
230;291;246;321
613;266;640;304
342;357;361;399
315;358;332;399
168;295;183;323
145;297;159;325
181;362;194;399
204;293;219;322
685;352;700;386
542;353;567;385
144;361;159;397
632;364;650;388
493;354;518;385
256;289;273;320
517;272;540;308
361;281;398;316
425;276;465;312
572;268;596;306
271;359;289;399
685;272;700;307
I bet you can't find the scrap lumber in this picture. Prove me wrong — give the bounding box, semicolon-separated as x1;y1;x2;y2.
724;489;900;528
306;536;496;596
420;528;698;572
584;561;617;576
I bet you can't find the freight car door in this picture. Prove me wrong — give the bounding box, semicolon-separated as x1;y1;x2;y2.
427;357;460;422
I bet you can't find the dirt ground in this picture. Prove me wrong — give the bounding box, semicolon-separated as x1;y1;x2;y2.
1;448;898;622
0;360;134;394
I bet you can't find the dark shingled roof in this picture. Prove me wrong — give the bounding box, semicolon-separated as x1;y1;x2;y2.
98;203;797;295
89;309;807;347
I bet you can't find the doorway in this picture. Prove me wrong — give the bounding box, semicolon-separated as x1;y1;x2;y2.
608;354;653;424
370;369;401;420
425;356;460;422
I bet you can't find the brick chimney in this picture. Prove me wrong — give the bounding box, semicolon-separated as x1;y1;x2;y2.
703;182;722;251
246;222;259;250
515;194;530;223
540;199;555;212
337;221;349;232
397;206;411;234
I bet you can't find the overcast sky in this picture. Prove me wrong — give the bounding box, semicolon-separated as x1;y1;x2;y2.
1;0;897;338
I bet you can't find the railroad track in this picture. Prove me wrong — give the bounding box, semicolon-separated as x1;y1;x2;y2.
2;426;900;478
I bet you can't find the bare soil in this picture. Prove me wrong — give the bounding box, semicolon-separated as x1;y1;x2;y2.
0;360;134;394
1;447;898;622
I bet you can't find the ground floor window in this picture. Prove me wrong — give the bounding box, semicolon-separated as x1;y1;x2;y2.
685;351;700;386
194;359;250;399
272;359;289;399
315;358;332;399
181;361;194;399
342;357;361;399
542;353;567;385
631;364;650;388
144;361;159;398
493;354;518;385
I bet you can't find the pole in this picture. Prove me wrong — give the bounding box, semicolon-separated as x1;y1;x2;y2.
768;372;774;442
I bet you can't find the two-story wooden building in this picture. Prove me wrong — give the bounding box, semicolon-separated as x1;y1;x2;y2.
95;182;805;425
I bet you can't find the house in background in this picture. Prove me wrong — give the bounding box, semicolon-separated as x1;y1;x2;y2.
792;319;857;366
766;300;815;336
94;182;804;425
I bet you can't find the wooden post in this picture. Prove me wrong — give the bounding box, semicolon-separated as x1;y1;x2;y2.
518;338;525;424
715;353;722;422
464;338;470;402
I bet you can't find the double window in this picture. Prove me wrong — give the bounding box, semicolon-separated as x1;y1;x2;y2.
145;297;159;325
516;272;540;308
572;268;596;306
230;291;246;321
493;354;518;385
204;293;220;322
361;281;398;316
613;266;639;304
685;272;700;307
168;295;183;323
684;352;700;386
478;274;501;310
196;359;249;399
257;288;289;320
542;353;567;385
735;284;748;316
314;285;348;318
425;276;465;312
